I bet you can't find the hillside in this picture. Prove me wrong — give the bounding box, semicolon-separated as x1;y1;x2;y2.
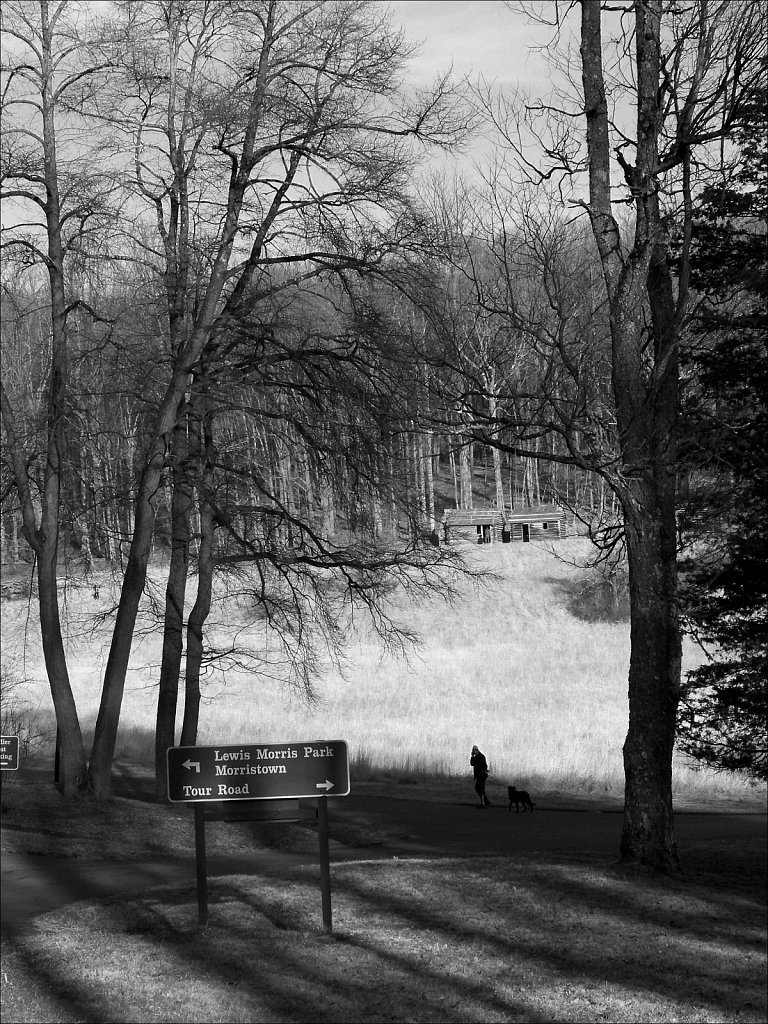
2;537;762;806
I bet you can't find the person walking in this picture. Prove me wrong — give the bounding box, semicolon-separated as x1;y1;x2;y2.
470;745;491;807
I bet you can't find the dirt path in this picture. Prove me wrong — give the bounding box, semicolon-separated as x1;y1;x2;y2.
2;778;765;939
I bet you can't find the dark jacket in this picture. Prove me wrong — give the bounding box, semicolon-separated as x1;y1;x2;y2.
470;750;488;778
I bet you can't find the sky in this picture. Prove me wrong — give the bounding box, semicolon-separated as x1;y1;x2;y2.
388;0;558;93
386;0;577;180
0;0;572;228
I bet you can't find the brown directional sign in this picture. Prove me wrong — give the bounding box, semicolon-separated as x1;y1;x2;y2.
0;736;20;771
166;740;350;803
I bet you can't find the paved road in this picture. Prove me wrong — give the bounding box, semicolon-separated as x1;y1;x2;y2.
2;787;765;939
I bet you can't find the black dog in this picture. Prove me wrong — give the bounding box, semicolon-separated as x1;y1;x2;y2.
508;786;535;813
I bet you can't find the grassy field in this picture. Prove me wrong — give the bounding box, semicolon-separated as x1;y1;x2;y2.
2;541;766;1023
1;537;763;804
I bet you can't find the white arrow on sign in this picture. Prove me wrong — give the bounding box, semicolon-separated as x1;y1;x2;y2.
183;759;201;772
316;780;335;792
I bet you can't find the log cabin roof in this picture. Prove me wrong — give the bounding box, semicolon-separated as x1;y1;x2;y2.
505;504;565;523
442;509;506;527
443;505;565;528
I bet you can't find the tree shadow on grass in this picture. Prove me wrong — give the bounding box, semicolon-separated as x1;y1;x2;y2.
146;876;554;1023
6;845;764;1024
4;765;766;1022
320;855;765;1021
544;573;630;623
1;941;109;1024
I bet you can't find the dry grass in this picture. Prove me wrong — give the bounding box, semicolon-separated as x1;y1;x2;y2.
1;539;763;805
2;854;766;1024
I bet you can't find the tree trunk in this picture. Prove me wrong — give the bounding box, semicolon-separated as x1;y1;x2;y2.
38;550;88;793
413;421;425;530
0;2;89;795
581;0;682;871
10;509;19;563
523;457;532;506
180;402;215;746
423;429;436;533
618;145;683;870
621;489;681;870
1;387;88;797
180;510;213;746
460;441;473;508
421;366;436;533
89;447;164;797
321;480;336;537
488;394;505;510
154;415;192;800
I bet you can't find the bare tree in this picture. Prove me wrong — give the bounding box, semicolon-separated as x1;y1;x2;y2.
0;0;113;794
81;0;472;798
578;0;764;871
430;0;766;870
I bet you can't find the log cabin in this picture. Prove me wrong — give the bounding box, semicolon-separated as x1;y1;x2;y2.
442;504;569;544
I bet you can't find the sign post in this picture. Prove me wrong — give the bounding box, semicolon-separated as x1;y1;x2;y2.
167;740;349;930
317;795;332;930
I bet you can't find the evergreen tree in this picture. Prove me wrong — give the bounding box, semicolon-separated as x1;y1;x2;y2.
677;82;768;781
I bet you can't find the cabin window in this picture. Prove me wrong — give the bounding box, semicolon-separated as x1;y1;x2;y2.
542;522;548;529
